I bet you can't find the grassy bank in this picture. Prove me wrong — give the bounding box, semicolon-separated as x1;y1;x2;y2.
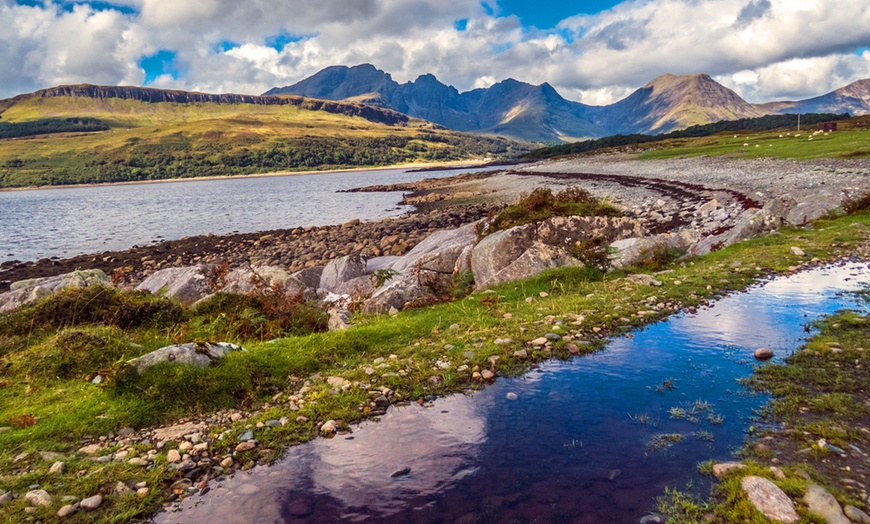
0;211;868;522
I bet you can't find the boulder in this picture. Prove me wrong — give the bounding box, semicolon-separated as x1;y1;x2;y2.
689;208;777;256
0;269;110;313
471;225;538;289
362;272;428;314
124;342;245;375
136;265;216;305
290;266;324;290
610;229;701;269
319;255;367;293
476;242;582;289
390;222;480;275
786;192;842;226
365;256;402;273
762;195;798;221
221;265;315;300
740;476;799;523
803;484;850;524
332;275;375;298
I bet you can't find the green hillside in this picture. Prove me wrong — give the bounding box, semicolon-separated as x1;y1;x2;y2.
0;87;525;188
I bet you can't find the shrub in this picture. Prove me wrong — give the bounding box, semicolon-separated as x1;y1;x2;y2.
633;244;686;271
16;327;136;379
569;237;614;272
489;187;622;233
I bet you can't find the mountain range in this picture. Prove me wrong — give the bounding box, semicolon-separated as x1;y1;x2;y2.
266;64;870;142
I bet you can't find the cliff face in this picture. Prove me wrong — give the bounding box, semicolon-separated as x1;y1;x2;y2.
19;85;412;126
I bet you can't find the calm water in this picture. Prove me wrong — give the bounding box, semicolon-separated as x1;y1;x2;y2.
157;263;870;524
0;167;490;264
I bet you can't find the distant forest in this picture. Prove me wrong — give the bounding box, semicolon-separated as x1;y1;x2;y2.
523;113;851;159
0;118;109;139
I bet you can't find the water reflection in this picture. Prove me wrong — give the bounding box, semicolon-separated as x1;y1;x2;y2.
156;263;869;524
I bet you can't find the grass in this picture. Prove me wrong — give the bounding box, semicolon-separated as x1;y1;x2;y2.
639;119;870;161
0;211;867;521
487;186;622;233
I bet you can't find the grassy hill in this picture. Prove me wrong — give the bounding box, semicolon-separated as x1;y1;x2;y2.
0;86;526;188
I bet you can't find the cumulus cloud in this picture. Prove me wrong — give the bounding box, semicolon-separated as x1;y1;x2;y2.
1;0;870;108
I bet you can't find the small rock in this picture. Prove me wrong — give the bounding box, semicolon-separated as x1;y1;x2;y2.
390;467;411;478
712;462;746;478
429;375;444;387
506;392;518;400
114;481;132;495
235;441;257;452
639;515;664;524
481;370;495;381
57;503;79;517
529;337;548;346
320;420;337;435
78;444;102;454
804;484;850;524
238;429;254;441
741;476;798;523
845;505;870;524
513;349;528;358
166;449;181;463
49;461;64;475
566;343;580;354
494;338;513;345
128;457;149;467
24;489;52;507
136;487;149;499
0;492;12;506
790;246;806;256
754;348;774;360
220;457;234;469
80;494;103;511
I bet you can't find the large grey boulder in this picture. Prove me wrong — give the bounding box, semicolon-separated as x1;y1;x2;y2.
688;208;778;257
740;476;799;523
222;265;315;300
290;266;324;290
786;191;842;226
124;342;245;375
390;222;480;275
0;269;110;313
471;225;538;289
477;242;582;289
362;272;430;314
136;265;215;305
803;484;850;524
319;254;367;293
610;229;701;268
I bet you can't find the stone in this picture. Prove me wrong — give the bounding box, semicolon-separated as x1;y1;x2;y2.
803;484;850;524
320;420;337;435
238;429;254;441
790;246;806;256
136;264;216;305
566;343;580;354
740;476;799;523
128;457;148;467
712;462;746;478
390;467;412;478
326;376;347;388
481;370;495;381
221;265;315;301
391;222;480;275
0;492;11;506
80;494;103;511
625;274;663;287
0;269;110;313
786;192;842;226
136;487;149;499
24;489;52;507
235;441;257;452
506;392;518;400
114;481;132;495
57;503;79;517
473;231;583;289
49;461;64;475
220;457;234;468
754;348;774;360
319;254;367;293
513;349;528;358
844;505;870;524
530;337;548;346
166;449;181;463
328;306;353;330
610;229;700;269
429;375;444;387
154;421;206;441
125;342;245;375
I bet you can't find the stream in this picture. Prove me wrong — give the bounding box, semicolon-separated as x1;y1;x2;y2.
156;262;870;524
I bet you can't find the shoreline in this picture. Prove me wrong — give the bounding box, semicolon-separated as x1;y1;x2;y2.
0;160;487;193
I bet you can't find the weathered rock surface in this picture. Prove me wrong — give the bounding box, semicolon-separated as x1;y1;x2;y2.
221;265;315;300
740;476;799;523
786;191;842;226
125;342;245;375
0;269;110;312
136;264;216;305
803;484;850;524
319;254;367;293
610;229;701;268
390;222;480;275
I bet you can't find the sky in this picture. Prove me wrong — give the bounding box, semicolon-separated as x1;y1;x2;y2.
2;0;870;105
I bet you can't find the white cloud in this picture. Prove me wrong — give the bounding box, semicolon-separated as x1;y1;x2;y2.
1;0;870;109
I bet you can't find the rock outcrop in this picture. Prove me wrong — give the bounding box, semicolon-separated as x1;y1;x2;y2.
0;269;110;313
124;342;245;375
136;265;216;305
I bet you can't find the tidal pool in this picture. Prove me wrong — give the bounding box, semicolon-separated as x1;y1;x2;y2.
156;262;870;524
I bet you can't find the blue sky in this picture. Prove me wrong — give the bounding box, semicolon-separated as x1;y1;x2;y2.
3;0;870;104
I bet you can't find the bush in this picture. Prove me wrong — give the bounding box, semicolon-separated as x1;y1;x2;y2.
0;286;184;336
186;292;327;342
15;327;136;379
489;187;622;233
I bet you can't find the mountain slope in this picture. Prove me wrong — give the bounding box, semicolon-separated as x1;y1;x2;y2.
0;85;522;188
268;65;870;142
758;79;870;116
